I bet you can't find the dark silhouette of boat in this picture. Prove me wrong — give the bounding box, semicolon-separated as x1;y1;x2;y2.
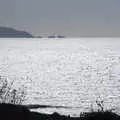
48;35;56;38
48;33;66;38
57;35;66;38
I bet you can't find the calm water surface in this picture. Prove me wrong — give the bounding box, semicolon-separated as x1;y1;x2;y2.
0;38;120;116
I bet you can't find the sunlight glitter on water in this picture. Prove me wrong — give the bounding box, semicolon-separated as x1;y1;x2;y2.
0;38;120;116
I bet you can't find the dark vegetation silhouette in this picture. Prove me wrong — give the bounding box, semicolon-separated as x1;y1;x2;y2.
0;76;25;104
0;103;120;120
0;103;31;120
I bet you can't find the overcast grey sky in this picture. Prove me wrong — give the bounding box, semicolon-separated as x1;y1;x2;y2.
0;0;120;37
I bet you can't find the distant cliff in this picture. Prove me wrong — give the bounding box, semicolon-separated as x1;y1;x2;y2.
0;27;33;38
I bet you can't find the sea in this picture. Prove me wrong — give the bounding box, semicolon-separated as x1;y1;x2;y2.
0;38;120;116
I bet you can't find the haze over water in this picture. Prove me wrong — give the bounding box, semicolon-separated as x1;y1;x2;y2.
0;38;120;116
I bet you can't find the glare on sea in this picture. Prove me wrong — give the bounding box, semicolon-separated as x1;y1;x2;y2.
0;38;120;116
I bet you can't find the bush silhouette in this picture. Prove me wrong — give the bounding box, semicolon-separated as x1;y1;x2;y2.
0;103;120;120
80;111;120;120
0;103;31;120
0;76;25;104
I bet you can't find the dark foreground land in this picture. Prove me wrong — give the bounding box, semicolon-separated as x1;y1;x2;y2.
0;103;120;120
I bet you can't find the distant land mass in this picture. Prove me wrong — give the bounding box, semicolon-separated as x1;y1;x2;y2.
0;27;33;38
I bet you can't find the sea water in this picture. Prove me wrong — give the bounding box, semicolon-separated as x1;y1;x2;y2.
0;38;120;116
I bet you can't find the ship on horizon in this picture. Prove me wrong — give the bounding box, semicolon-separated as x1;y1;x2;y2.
48;33;66;38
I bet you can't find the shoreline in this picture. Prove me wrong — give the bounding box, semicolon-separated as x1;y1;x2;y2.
0;103;120;120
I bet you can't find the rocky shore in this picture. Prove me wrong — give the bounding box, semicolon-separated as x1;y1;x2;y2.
0;103;120;120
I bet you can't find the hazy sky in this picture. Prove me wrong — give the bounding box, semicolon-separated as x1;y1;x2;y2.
0;0;120;37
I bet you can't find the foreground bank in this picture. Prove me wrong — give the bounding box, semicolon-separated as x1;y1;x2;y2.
0;103;120;120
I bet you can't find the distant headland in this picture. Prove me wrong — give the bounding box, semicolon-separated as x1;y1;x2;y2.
0;26;66;38
0;27;33;38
